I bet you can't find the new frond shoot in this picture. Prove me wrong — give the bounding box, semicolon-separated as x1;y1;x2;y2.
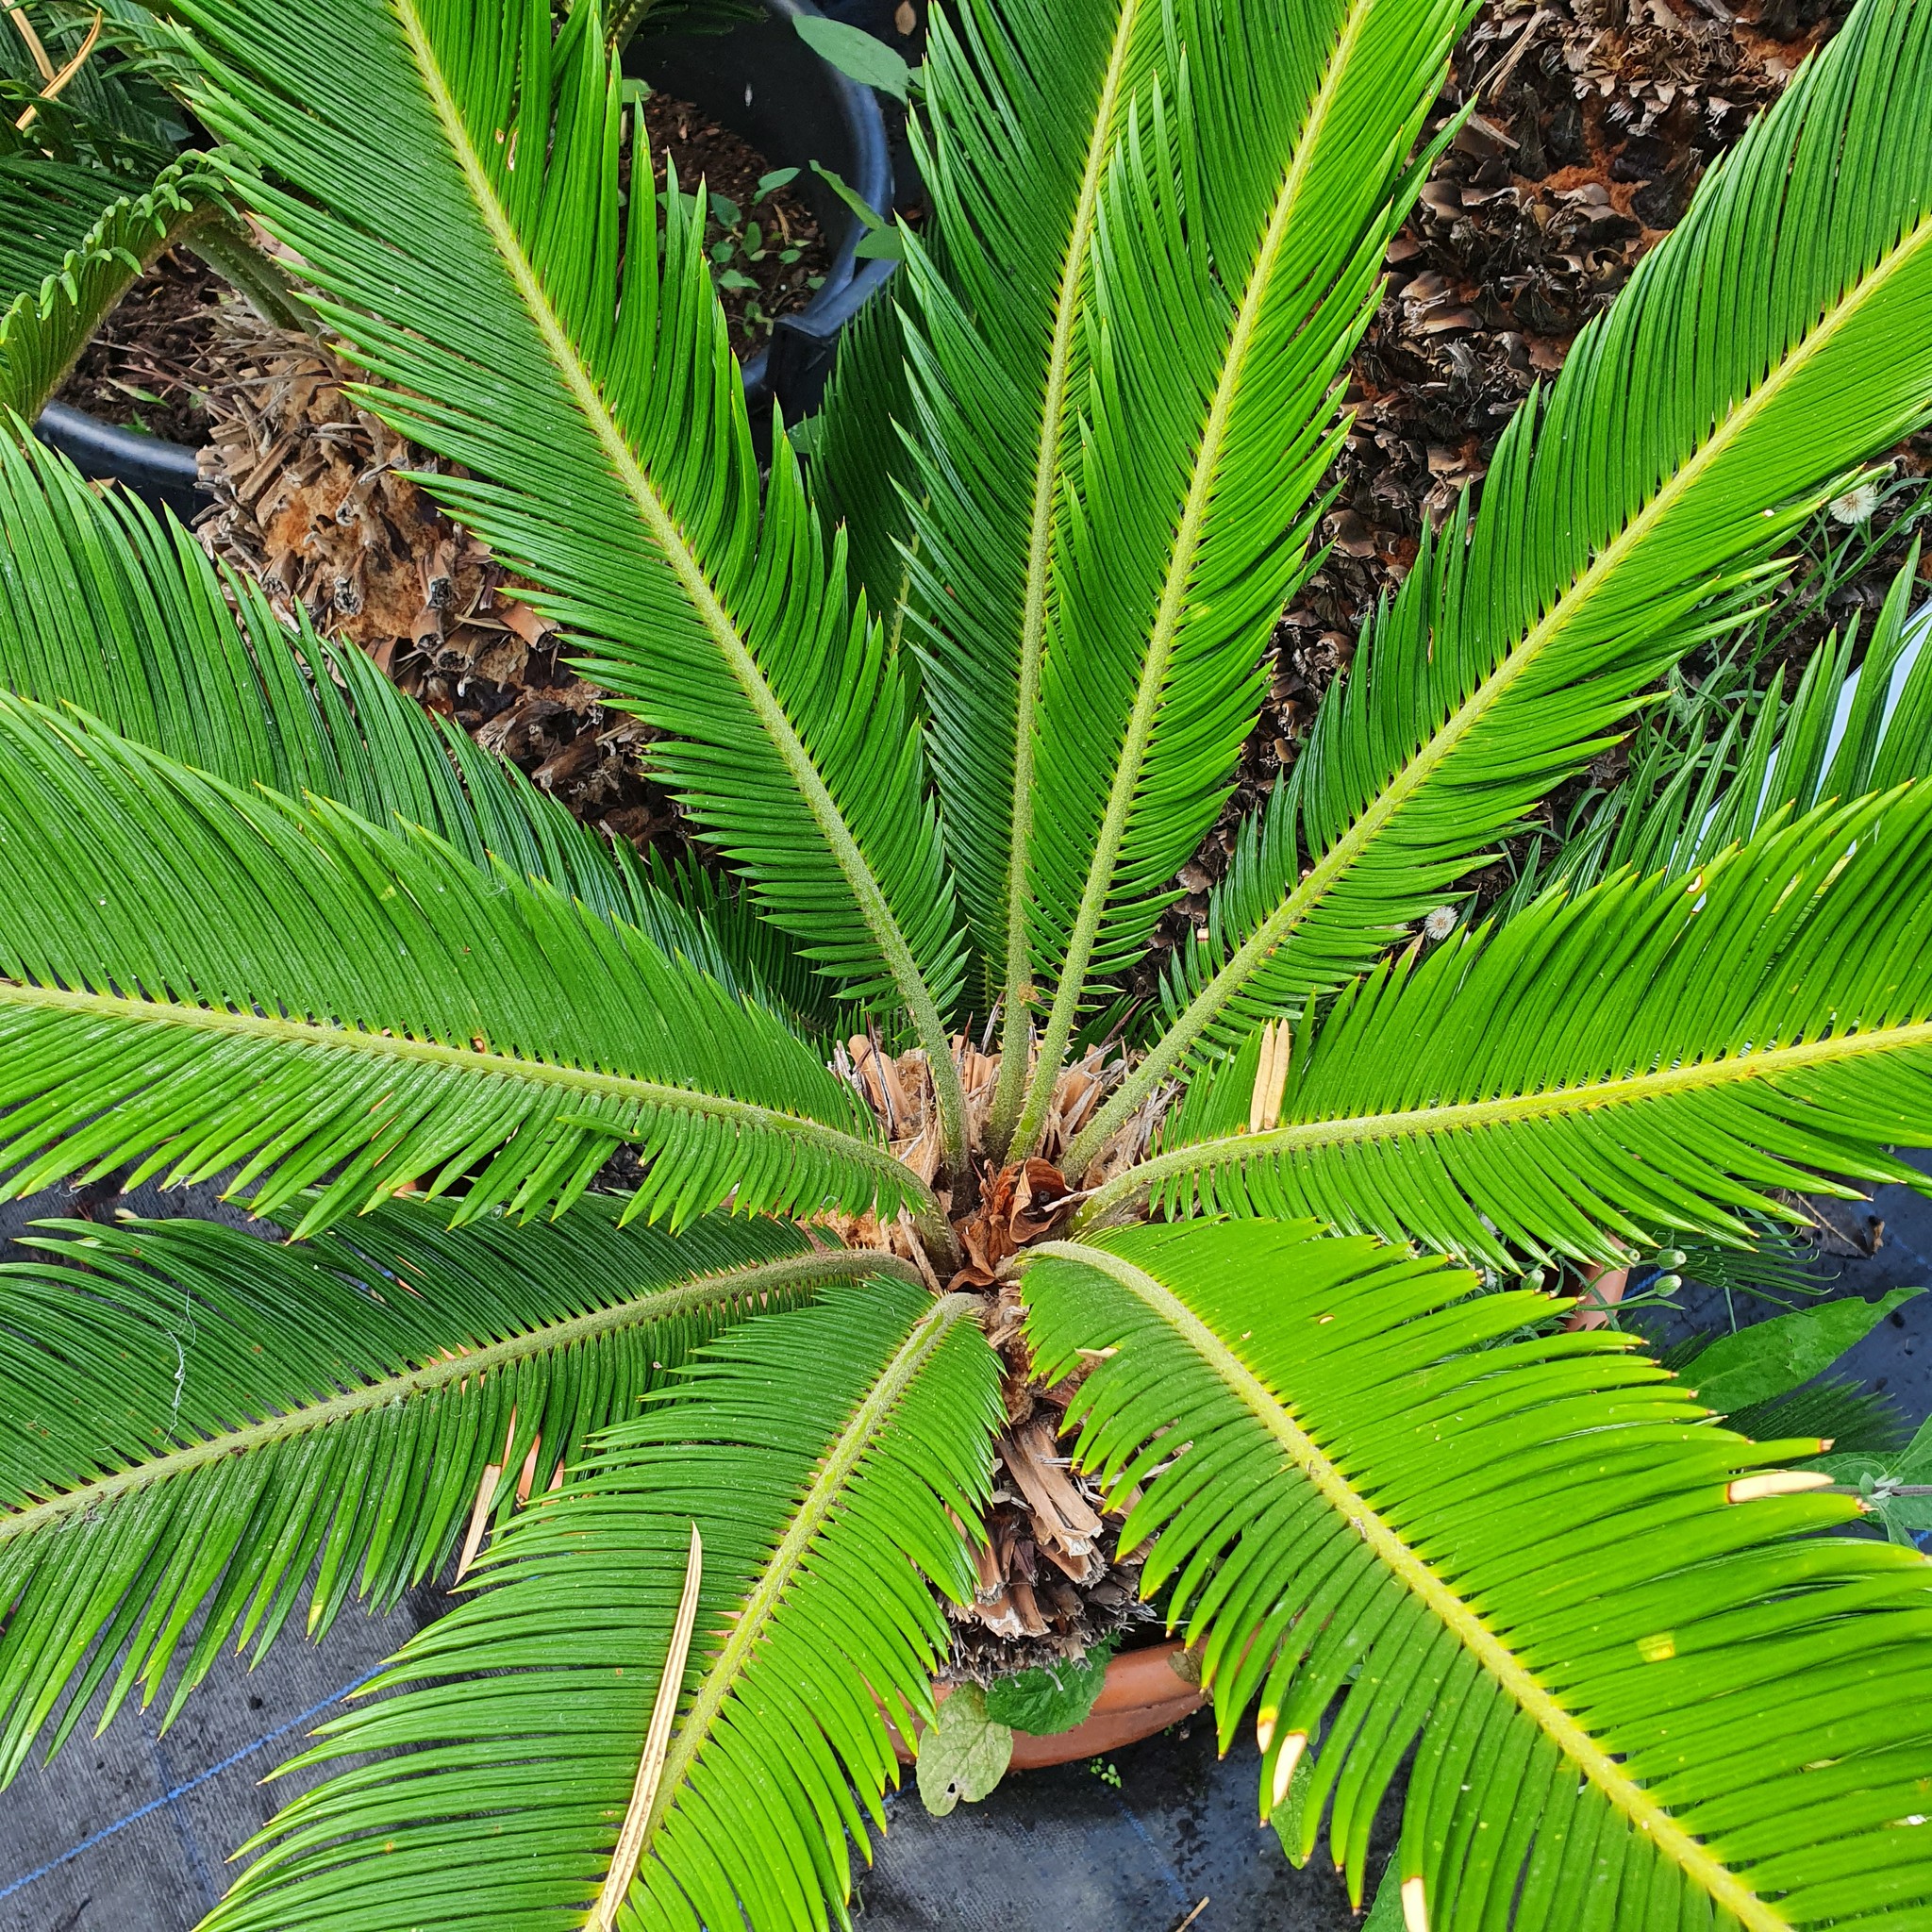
1;0;1931;1924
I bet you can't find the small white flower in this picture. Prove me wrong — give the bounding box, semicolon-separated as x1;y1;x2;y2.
1423;906;1458;941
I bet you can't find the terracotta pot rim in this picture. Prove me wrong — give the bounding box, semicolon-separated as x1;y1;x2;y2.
891;1637;1205;1770
1086;1636;1198;1715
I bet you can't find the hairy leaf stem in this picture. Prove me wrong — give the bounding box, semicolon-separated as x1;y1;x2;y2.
985;0;1147;1160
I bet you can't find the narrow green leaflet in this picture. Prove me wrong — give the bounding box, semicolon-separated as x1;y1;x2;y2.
202;1280;1002;1932
1026;1221;1932;1926
175;0;968;1139
0;431;574;870
1530;544;1932;906
0;0;192;170
1100;786;1932;1265
0;155;219;419
0;1203;882;1778
1013;0;1465;1154
1069;0;1932;1171
809;263;916;626
0;698;921;1236
1728;1376;1905;1459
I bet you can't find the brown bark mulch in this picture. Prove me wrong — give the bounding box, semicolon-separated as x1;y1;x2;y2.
180;92;828;841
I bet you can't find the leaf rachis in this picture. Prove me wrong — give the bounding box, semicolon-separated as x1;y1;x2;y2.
985;0;1149;1159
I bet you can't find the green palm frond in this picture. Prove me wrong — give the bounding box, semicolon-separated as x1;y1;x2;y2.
1025;1220;1932;1926
872;0;1161;1027
0;697;923;1237
1528;545;1932;907
0;1202;882;1779
1068;0;1932;1173
1098;785;1932;1265
0;154;136;297
0;434;834;1028
173;0;972;1160
200;1278;999;1932
809;254;914;633
1010;0;1466;1156
0;154;219;420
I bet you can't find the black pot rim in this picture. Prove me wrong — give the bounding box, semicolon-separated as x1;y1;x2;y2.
737;0;895;406
33;397;204;495
36;0;895;486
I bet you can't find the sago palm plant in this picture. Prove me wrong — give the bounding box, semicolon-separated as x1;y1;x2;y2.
4;0;1932;1924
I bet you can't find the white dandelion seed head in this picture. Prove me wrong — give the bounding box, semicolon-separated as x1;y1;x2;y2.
1828;479;1883;525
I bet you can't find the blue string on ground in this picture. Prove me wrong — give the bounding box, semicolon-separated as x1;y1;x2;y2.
0;1663;387;1907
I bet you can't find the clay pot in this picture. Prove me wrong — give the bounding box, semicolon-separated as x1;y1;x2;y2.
892;1639;1207;1771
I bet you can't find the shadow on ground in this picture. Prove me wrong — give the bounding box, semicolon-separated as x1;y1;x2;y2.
858;1724;1392;1931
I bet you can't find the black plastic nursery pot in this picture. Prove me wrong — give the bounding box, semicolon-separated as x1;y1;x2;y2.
627;0;897;421
32;397;208;524
33;0;895;515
